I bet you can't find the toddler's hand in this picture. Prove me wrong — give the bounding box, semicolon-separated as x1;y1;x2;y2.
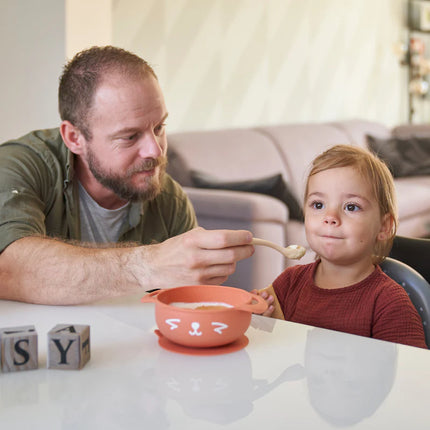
251;288;275;317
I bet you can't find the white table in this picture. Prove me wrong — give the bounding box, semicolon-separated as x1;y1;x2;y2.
0;294;429;429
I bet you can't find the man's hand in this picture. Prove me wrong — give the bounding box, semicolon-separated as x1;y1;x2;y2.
144;227;255;289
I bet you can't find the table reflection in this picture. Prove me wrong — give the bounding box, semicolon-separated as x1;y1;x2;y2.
303;328;398;427
150;346;303;424
52;365;169;429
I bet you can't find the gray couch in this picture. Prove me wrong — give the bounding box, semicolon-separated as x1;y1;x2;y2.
167;119;430;291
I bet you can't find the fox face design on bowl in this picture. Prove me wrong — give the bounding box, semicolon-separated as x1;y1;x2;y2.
165;318;229;337
141;286;268;348
167;301;231;337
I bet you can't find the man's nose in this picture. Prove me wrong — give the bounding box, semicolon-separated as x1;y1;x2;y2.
138;133;163;159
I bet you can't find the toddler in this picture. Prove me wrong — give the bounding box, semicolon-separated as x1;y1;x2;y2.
254;144;427;349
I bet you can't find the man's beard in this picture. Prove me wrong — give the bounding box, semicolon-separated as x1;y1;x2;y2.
87;149;167;202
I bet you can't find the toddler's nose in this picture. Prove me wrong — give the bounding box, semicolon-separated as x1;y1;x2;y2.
324;217;338;225
323;210;340;225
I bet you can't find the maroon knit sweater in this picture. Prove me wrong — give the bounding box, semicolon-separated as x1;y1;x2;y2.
273;261;427;349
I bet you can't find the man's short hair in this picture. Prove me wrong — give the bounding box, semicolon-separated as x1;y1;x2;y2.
58;46;157;140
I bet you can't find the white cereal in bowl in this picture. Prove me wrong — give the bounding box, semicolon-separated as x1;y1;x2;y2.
170;301;233;310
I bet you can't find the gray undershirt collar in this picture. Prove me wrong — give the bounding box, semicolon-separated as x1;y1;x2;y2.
78;182;131;243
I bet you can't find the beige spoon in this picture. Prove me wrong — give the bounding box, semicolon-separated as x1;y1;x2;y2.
252;238;306;260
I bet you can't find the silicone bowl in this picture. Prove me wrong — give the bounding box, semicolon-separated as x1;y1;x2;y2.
141;285;267;348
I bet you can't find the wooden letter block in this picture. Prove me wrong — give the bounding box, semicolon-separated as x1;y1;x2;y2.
47;324;90;370
0;325;38;372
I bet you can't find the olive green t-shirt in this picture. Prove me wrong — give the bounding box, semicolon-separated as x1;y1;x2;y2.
0;128;197;252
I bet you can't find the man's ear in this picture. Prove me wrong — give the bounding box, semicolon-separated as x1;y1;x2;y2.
60;120;86;155
377;213;395;241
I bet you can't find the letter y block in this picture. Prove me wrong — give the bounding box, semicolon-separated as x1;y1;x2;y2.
47;324;90;370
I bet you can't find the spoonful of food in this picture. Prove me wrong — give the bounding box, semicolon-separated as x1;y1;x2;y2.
252;238;306;260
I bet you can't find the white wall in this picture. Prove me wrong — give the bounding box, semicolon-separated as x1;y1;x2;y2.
0;0;414;142
113;0;411;132
65;0;112;58
0;0;65;142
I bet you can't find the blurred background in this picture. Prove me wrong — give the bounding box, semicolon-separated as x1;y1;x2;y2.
0;0;416;142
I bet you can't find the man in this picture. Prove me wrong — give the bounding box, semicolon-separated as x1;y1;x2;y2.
0;46;253;305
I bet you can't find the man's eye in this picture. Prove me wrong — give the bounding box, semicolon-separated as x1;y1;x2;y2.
120;134;137;143
154;123;166;136
345;203;360;212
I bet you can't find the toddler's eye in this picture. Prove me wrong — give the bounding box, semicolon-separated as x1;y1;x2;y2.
345;203;360;212
311;201;324;210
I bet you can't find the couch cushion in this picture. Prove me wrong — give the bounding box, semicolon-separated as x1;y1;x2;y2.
255;123;350;199
330;119;391;148
392;124;430;138
168;128;289;183
395;176;430;219
190;171;304;221
367;135;430;177
166;146;193;186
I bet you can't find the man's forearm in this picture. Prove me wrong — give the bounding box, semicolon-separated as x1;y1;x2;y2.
0;228;255;305
0;236;150;305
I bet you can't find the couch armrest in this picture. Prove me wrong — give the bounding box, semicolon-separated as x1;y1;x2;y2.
184;187;289;224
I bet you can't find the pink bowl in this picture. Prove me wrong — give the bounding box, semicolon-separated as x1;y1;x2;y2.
141;285;267;348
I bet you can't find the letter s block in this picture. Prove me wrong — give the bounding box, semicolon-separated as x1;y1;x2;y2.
0;325;38;372
47;324;90;370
